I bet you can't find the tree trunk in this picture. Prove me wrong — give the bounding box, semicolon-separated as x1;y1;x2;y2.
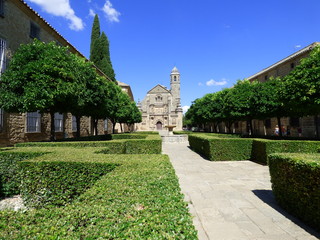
94;119;98;136
277;116;283;137
76;115;81;138
314;115;319;139
50;110;55;141
226;121;232;133
120;123;123;133
249;119;253;136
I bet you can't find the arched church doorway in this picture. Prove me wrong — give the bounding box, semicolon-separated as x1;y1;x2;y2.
156;121;163;130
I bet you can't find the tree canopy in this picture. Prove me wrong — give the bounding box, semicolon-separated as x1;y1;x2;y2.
185;45;320;136
0;40;81;140
0;40;139;139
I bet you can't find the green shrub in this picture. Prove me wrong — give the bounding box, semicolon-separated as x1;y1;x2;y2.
112;134;146;140
19;161;117;208
16;141;115;148
99;135;161;154
15;134;161;155
174;131;240;138
189;135;252;161
0;152;44;198
251;139;320;164
0;148;196;239
58;134;112;142
125;139;161;154
268;153;320;231
132;131;159;135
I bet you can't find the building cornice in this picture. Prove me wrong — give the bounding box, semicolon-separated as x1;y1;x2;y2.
247;42;320;81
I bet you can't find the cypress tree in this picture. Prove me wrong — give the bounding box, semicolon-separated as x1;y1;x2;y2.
89;14;116;83
99;32;116;82
90;14;100;61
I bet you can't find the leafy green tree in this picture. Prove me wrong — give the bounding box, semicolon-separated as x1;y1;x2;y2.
0;40;80;141
118;101;142;132
184;89;231;131
107;86;133;133
281;45;320;137
68;56;104;137
79;78;117;136
251;78;286;136
184;98;203;128
223;80;255;133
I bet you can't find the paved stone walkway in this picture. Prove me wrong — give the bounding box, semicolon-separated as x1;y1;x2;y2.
162;142;320;240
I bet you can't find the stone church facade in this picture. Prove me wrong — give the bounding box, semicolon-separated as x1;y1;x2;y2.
136;67;183;131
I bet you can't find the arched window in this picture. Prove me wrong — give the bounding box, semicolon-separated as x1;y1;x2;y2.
156;95;162;102
174;76;177;81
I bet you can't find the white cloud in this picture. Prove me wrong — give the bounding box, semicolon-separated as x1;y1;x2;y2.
182;106;190;114
27;0;84;31
198;82;203;86
89;8;95;17
102;0;121;22
295;45;301;49
206;79;227;87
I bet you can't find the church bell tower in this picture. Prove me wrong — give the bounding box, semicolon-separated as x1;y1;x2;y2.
170;66;181;109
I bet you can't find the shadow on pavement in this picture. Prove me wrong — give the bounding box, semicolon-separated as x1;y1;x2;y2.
253;189;320;238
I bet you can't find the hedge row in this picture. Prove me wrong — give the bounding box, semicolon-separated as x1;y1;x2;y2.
188;134;253;161
0;152;44;198
174;131;240;138
15;135;162;154
57;132;159;142
188;134;320;163
19;161;117;209
0;147;197;239
58;134;112;142
251;139;320;164
268;153;320;231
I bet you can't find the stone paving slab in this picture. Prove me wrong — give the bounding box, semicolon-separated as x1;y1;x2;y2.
162;142;320;240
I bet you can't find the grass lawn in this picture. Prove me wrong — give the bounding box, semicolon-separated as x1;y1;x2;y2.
0;147;197;239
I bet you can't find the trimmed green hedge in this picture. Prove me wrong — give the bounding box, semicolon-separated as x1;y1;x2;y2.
58;134;112;142
15;134;162;154
251;139;320;164
268;153;320;231
0;147;197;239
112;134;147;140
0;152;44;198
97;135;162;154
189;134;252;161
19;161;116;208
125;139;161;154
15;141;116;148
174;131;240;138
132;131;159;135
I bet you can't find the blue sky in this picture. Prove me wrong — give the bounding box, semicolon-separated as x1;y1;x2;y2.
25;0;320;113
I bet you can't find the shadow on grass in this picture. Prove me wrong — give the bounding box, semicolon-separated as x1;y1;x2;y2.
253;190;320;238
